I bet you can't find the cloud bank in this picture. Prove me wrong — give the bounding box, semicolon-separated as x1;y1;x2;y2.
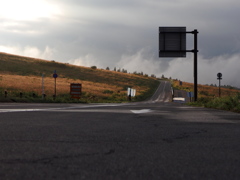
1;0;240;87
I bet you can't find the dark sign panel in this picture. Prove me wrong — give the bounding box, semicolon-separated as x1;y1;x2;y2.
159;27;186;57
70;83;82;99
217;72;222;79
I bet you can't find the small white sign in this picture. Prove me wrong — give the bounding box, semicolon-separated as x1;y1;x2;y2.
127;88;136;97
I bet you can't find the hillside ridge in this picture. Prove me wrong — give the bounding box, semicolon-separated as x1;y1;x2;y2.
0;52;160;103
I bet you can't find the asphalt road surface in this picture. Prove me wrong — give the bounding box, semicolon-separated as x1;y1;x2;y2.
0;81;239;179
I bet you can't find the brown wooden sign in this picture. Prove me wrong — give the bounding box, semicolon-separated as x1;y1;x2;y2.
70;83;82;99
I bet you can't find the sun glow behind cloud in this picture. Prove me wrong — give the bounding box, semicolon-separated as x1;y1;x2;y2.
0;0;61;21
1;0;240;87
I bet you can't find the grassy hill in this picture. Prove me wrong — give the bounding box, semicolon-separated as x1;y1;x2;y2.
172;80;240;98
172;80;240;112
0;52;160;103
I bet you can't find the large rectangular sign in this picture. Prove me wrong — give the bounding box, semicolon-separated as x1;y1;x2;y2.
70;83;82;99
159;27;186;57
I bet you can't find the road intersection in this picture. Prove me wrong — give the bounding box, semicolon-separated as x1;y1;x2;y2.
0;81;239;179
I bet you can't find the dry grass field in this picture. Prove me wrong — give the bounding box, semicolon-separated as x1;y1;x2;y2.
0;53;159;102
172;80;240;98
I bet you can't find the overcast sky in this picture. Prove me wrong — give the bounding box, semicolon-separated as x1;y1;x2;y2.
1;0;240;87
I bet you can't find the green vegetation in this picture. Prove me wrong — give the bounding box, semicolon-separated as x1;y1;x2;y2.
171;80;240;113
188;93;240;113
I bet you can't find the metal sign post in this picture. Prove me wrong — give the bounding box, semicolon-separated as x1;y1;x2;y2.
42;73;45;99
217;73;222;97
53;70;58;99
193;30;199;101
159;27;199;101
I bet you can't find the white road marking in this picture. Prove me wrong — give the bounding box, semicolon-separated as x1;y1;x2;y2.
47;109;130;113
0;109;43;113
131;109;152;114
0;103;129;113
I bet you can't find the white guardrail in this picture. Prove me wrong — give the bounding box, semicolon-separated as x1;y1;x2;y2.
173;97;186;103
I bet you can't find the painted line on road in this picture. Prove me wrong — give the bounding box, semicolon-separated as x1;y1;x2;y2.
0;109;43;113
0;103;130;113
131;109;153;114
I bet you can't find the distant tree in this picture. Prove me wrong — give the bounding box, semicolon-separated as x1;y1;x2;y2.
120;69;127;73
161;74;165;79
91;66;97;70
117;68;121;72
113;67;116;71
106;67;110;70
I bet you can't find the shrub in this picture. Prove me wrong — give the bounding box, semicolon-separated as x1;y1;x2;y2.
189;94;240;113
103;90;114;94
91;66;97;70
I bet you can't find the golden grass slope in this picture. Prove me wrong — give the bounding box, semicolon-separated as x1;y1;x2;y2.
172;80;240;98
0;52;159;101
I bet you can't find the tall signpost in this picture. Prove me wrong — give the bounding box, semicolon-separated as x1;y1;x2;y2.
159;27;199;101
53;70;58;99
217;72;222;97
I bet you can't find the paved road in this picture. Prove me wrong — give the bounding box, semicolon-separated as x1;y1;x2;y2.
0;82;240;179
150;81;172;103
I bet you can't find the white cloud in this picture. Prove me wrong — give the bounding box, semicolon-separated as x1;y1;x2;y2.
115;49;240;88
0;0;61;21
1;0;240;88
117;49;161;74
0;45;55;60
69;54;103;68
163;53;240;87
